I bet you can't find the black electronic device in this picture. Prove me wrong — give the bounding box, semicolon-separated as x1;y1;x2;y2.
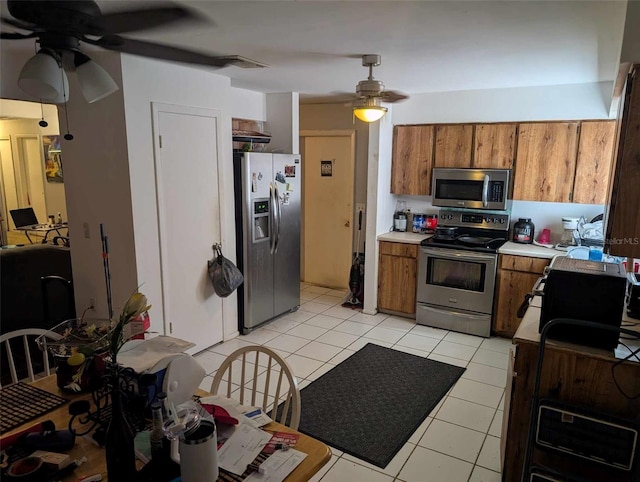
536;399;638;472
538;257;627;349
627;272;640;319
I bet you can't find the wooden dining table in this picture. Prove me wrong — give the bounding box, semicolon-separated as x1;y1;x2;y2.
2;376;331;481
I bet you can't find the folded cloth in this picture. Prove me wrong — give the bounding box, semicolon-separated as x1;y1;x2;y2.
201;404;239;425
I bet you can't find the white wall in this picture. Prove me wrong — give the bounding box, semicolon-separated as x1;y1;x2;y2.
59;53;138;323
230;87;267;121
392;82;615;125
364;108;395;315
266;93;299;154
0;100;60;132
120;55;241;341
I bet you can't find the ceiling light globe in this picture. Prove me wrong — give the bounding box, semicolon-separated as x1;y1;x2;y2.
18;51;66;101
353;106;387;122
76;60;119;103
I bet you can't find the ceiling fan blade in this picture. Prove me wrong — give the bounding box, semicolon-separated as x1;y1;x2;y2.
90;35;232;68
1;31;38;39
1;15;38;31
90;5;205;35
381;90;409;103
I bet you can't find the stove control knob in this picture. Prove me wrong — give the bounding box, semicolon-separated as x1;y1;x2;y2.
499;219;506;224
447;214;453;220
492;217;498;223
485;217;491;223
440;214;446;219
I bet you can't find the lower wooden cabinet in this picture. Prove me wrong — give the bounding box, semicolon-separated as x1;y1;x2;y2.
493;254;549;337
377;241;418;317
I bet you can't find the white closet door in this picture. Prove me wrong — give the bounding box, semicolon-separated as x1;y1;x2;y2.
152;104;223;352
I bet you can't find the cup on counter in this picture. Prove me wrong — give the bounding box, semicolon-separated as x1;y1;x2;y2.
588;246;603;262
538;228;551;244
425;214;438;231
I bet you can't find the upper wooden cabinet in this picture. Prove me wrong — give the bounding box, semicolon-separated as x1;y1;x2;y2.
473;123;517;169
434;124;473;168
572;121;616;204
391;125;434;195
513;122;579;202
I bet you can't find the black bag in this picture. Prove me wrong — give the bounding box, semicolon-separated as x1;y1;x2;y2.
208;245;244;297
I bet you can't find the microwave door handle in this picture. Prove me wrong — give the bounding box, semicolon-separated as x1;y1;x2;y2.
482;175;490;207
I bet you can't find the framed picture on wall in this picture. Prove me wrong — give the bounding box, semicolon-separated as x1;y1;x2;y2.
43;135;63;183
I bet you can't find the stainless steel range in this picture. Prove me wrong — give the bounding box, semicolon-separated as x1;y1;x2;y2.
416;208;510;337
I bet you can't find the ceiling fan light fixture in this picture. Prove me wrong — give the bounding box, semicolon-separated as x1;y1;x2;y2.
353;98;387;122
18;50;67;101
75;53;119;103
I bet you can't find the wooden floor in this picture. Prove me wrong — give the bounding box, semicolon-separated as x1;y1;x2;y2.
4;230;37;246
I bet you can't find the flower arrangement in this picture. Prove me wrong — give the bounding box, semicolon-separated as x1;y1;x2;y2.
39;291;151;392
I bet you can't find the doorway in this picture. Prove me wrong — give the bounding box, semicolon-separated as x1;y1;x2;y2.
300;131;355;289
0;134;54;244
152;103;224;353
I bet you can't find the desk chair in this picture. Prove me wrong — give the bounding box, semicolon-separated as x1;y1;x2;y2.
210;345;301;429
0;328;61;388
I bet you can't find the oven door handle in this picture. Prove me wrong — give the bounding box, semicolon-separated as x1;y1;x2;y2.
482;175;490;207
417;303;489;321
421;247;496;262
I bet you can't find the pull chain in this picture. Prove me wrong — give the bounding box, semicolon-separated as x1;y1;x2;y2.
38;101;48;127
60;62;74;140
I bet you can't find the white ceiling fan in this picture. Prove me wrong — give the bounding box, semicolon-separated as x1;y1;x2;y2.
348;54;409;122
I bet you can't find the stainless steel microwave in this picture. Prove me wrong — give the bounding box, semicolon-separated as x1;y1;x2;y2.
432;168;511;210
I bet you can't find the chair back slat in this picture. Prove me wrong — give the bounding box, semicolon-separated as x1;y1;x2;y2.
210;345;301;430
5;340;18;385
0;328;60;388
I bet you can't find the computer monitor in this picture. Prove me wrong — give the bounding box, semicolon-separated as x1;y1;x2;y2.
9;207;39;228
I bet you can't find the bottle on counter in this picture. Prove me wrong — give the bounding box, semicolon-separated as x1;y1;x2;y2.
150;402;165;464
513;218;535;244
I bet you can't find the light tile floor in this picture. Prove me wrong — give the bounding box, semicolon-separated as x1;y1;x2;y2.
195;283;511;482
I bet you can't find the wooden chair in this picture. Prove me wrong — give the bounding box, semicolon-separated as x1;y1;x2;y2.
0;328;61;388
210;345;301;429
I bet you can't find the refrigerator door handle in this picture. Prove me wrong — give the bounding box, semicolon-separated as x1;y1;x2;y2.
274;182;281;253
269;183;276;254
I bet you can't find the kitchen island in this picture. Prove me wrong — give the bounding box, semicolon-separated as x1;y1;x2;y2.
502;296;640;481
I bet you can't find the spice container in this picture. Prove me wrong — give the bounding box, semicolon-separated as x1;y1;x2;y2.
513;218;535;244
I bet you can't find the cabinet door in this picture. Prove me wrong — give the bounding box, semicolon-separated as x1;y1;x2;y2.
391;125;434;195
434;124;473;168
513;122;579;202
473;123;516;169
378;250;417;315
573;121;616;204
607;68;640;258
494;269;540;337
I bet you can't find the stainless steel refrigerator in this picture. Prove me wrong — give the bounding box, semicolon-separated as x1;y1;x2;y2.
233;152;301;333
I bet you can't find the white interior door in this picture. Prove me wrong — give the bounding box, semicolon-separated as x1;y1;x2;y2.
303;135;354;289
0;138;17;230
152;104;223;353
17;136;47;223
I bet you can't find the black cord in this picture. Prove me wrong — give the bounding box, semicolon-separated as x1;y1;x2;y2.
611;341;640;399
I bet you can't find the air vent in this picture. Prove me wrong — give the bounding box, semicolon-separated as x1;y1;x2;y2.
219;56;270;69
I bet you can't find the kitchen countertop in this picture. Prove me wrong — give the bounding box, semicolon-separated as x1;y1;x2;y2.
377;231;433;244
515;295;640;362
499;241;567;259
